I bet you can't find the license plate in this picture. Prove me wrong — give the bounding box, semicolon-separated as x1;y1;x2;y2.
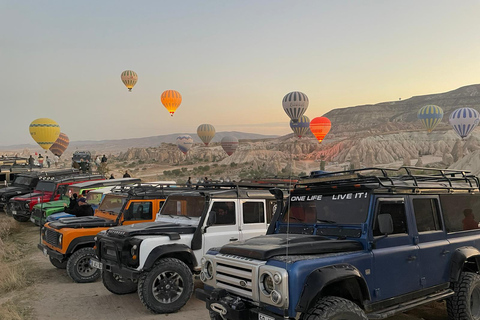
259;313;275;320
43;248;47;256
12;210;17;215
90;259;103;270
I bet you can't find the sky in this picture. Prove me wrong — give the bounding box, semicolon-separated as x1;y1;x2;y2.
1;0;480;145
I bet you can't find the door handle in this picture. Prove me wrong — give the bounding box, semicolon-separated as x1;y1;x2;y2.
407;255;417;262
442;250;450;256
229;238;238;241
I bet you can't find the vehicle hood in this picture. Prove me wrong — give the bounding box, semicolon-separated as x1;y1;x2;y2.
36;200;63;209
218;234;363;260
0;186;29;197
105;221;197;238
49;216;117;230
13;192;48;200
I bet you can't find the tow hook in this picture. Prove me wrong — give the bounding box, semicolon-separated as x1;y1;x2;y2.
211;303;228;320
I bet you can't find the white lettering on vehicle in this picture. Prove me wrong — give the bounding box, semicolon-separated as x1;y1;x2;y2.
291;192;368;202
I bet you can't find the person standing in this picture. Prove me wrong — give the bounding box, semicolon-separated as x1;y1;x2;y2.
186;177;192;187
28;155;35;170
101;155;107;163
46;156;51;168
79;159;87;174
123;170;131;178
38;154;44;168
53;155;59;168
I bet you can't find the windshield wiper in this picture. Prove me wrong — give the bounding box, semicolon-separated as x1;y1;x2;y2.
316;219;336;224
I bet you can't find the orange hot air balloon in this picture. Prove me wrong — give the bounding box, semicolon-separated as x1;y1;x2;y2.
309;117;331;143
161;90;182;116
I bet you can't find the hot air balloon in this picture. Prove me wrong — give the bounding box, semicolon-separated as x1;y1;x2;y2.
197;124;216;146
29;118;61;150
221;136;239;156
449;107;480;139
161;90;182;116
290;115;310;138
417;105;443;133
282;91;309;122
121;70;138;92
310;117;331;143
176;135;193;154
49;132;69;157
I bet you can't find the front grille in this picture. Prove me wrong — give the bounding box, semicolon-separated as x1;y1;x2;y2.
44;229;61;248
32;208;43;220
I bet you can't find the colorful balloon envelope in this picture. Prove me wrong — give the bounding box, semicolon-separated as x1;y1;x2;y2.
161;90;182;116
309;117;331;143
417;105;443;133
176;135;193;154
282;91;309;122
197;124;216;146
449;107;480;139
29;118;61;150
49;132;69;157
221;136;239;156
121;70;138;92
290;115;310;138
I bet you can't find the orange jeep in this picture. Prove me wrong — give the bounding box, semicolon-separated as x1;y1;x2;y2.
38;184;181;283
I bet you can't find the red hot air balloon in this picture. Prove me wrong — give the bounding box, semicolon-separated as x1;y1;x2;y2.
221;136;239;156
309;117;331;143
49;132;69;157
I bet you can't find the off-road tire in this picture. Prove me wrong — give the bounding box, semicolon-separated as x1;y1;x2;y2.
300;296;368;320
49;256;67;269
66;248;100;283
103;270;137;295
447;272;480;320
13;215;29;222
138;257;193;314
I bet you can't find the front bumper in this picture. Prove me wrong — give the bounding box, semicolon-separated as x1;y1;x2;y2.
38;243;65;262
99;259;141;281
10;202;30;218
196;288;290;320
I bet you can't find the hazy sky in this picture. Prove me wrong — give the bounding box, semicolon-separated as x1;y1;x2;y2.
2;1;480;145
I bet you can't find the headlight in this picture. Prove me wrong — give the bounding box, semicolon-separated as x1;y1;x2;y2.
201;258;214;280
271;290;282;305
58;234;63;246
273;273;282;284
25;202;30;208
260;272;274;295
1;196;5;201
130;245;137;256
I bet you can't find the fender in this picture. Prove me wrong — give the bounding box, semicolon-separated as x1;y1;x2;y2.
296;264;370;313
143;243;198;271
450;246;480;282
66;235;95;255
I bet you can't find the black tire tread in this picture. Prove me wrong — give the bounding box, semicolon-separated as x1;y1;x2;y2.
66;247;100;283
102;270;137;295
301;296;367;320
49;256;67;269
447;272;480;320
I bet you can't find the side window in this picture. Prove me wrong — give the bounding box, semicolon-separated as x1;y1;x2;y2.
265;200;278;224
440;195;480;232
0;174;6;182
412;198;442;232
243;202;265;224
373;201;407;237
124;202;152;221
211;201;236;225
56;184;67;196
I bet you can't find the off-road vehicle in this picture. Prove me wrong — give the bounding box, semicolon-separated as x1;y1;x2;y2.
197;167;480;320
93;181;290;314
38;183;183;283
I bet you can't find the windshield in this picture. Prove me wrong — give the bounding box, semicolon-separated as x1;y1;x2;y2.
86;191;103;205
12;176;33;186
160;195;205;218
281;192;370;225
98;194;127;215
35;181;56;192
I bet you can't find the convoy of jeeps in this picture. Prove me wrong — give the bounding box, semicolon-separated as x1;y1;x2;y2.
3;166;480;319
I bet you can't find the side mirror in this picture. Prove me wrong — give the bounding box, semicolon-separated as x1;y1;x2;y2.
207;211;216;226
378;214;393;235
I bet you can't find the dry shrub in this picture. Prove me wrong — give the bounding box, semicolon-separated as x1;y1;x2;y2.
0;262;31;293
0;300;32;320
0;218;21;241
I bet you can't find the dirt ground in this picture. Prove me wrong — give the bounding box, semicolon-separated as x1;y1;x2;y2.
2;216;449;320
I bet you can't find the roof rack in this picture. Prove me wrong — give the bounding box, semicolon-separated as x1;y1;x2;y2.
299;166;480;191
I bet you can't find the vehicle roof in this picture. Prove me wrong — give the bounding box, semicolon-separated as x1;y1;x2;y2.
68;177;141;189
18;169;80;178
86;186;115;194
37;174;104;184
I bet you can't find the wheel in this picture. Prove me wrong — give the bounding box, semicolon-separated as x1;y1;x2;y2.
49;256;67;269
13;215;29;222
300;296;367;320
447;272;480;320
66;248;100;283
138;257;194;314
102;270;137;295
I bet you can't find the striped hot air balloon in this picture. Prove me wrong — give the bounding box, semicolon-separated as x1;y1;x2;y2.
29;118;61;150
282;91;309;122
121;70;138;92
49;132;69;157
290;115;310;138
161;90;182;116
176;135;193;154
310;117;331;143
417;105;444;133
221;136;239;156
449;107;480;139
197;124;216;146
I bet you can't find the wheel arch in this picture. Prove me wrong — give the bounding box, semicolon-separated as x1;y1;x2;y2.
65;236;95;256
450;246;480;282
143;243;198;272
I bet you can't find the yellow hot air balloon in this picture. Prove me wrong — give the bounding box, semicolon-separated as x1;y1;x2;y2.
121;70;138;92
161;90;182;116
29;118;61;150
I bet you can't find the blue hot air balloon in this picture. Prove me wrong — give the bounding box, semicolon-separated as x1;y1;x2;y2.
290;115;310;138
449;107;480;139
176;135;194;154
417;105;443;133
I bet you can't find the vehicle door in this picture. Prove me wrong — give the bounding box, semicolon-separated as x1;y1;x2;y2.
203;200;240;255
239;199;268;241
121;200;154;225
371;196;420;301
409;196;450;288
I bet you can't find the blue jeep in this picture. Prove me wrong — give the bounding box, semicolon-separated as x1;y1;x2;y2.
196;167;480;320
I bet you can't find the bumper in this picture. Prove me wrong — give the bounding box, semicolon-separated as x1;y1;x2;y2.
38;243;65;262
196;288;289;320
99;259;141;281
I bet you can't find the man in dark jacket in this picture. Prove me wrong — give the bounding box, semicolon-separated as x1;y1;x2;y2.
65;198;94;217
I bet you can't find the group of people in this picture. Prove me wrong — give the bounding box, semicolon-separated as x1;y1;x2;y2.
28;154;59;169
63;190;94;217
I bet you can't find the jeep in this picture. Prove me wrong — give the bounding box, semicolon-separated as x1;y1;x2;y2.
197;167;480;320
93;181;289;314
38;183;184;283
